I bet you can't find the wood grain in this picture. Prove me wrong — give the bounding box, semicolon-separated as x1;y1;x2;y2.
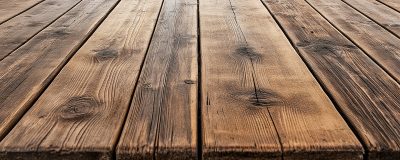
0;0;163;159
116;0;198;159
200;0;362;159
306;0;400;82
263;0;400;159
0;0;44;24
378;0;400;12
342;0;400;38
0;0;119;146
0;0;82;60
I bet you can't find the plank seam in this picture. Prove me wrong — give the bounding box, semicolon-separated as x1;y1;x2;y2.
304;0;400;84
196;0;202;158
0;0;45;25
0;0;84;62
226;0;285;158
0;0;121;143
110;0;165;158
377;0;400;13
260;0;368;159
340;0;400;40
305;1;400;157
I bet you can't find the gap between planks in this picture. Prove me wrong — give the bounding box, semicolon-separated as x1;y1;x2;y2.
262;0;400;159
0;0;84;61
0;0;45;25
260;0;370;158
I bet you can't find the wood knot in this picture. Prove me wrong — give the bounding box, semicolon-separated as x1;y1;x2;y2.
232;89;283;108
93;48;118;62
184;80;196;84
296;40;357;54
46;1;57;5
59;96;101;121
52;30;69;37
143;83;152;89
27;22;42;27
388;24;400;27
250;89;283;107
234;46;262;62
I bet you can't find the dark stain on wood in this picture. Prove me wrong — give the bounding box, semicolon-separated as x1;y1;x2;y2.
184;80;196;84
52;29;70;37
142;83;152;89
27;22;42;28
232;89;283;108
93;48;118;62
59;96;101;121
296;40;357;54
388;24;400;28
234;45;262;62
46;1;57;6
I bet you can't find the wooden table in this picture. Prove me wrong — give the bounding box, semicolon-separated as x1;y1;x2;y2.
0;0;399;159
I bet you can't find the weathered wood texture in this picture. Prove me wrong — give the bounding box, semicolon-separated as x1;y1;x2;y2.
0;0;43;24
306;0;400;82
200;0;362;159
0;0;82;60
0;0;164;159
378;0;400;12
343;0;400;38
263;0;400;159
116;0;198;159
0;0;119;148
0;0;121;156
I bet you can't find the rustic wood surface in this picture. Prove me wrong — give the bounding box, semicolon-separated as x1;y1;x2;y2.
0;0;165;159
378;0;400;12
263;0;400;159
1;0;400;159
0;0;44;24
0;0;122;159
306;0;400;82
0;0;120;153
0;0;82;60
116;0;198;159
343;0;400;38
200;0;362;159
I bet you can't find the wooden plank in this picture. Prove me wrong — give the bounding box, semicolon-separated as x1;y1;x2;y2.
263;0;400;159
0;0;119;145
306;0;400;83
342;0;400;38
378;0;400;12
0;0;163;159
0;0;82;60
116;0;198;159
0;0;44;24
200;0;362;159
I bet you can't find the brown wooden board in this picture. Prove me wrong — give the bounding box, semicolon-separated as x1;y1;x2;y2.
306;0;400;83
0;0;163;159
378;0;400;12
0;0;44;24
200;0;362;159
0;0;83;60
343;0;400;38
0;0;119;145
116;0;198;159
263;0;400;159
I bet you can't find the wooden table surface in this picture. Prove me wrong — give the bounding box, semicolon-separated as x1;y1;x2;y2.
0;0;399;159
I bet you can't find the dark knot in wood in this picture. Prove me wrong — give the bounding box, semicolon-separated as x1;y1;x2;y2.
59;96;101;121
234;46;262;62
184;80;196;84
232;89;283;108
93;48;118;62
